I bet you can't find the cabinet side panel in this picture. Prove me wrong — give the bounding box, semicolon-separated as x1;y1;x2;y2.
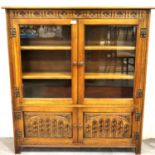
136;10;151;154
6;9;20;153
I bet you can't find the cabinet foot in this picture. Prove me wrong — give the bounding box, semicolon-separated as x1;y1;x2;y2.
135;146;141;155
15;147;20;154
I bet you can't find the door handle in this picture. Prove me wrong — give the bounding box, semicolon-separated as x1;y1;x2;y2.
72;61;78;66
78;62;85;66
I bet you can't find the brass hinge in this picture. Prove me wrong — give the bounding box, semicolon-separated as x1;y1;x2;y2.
16;131;22;138
10;28;16;37
15;112;21;120
135;112;141;121
136;89;143;98
140;28;147;38
134;132;139;141
14;87;20;97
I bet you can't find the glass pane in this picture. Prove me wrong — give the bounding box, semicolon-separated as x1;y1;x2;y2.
23;79;71;98
20;24;72;99
85;51;135;75
85;25;136;46
85;25;136;98
85;80;133;98
22;50;71;73
20;25;71;46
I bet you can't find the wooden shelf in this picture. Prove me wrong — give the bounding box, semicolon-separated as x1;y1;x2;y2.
23;73;133;80
85;73;134;79
85;46;135;51
22;72;71;79
21;46;71;51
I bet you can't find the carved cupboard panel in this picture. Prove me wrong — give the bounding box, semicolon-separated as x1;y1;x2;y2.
24;112;72;138
77;107;136;147
83;113;131;138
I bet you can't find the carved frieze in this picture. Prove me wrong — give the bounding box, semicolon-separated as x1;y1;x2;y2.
24;112;72;138
84;113;131;138
9;9;148;19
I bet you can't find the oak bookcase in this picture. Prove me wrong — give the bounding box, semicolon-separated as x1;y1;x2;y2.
4;7;151;154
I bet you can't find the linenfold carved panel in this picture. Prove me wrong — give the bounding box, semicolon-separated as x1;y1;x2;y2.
24;112;72;138
84;113;131;138
9;9;148;19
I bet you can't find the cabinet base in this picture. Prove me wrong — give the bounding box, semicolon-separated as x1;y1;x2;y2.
16;145;137;153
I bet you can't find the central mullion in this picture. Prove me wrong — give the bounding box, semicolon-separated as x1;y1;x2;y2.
78;20;85;104
71;22;78;105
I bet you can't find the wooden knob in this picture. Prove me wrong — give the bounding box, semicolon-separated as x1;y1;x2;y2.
72;61;77;66
78;62;85;66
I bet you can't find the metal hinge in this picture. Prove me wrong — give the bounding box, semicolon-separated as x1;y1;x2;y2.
134;132;139;141
135;112;141;121
16;131;22;138
14;87;20;97
140;28;147;38
10;28;16;37
136;89;143;98
15;112;21;120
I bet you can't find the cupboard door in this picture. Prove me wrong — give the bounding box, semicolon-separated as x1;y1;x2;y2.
78;19;141;104
12;19;77;104
78;107;136;147
16;108;77;145
24;112;73;138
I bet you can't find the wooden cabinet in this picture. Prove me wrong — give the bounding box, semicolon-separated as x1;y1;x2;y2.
5;7;151;154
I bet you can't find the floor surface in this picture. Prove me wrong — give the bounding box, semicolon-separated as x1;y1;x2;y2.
0;138;155;155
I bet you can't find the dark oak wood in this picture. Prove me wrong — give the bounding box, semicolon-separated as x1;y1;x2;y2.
5;8;150;154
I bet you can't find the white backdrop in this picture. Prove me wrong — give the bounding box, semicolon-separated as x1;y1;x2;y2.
0;0;155;139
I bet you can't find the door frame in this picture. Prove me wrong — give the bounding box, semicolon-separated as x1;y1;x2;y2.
12;18;78;105
78;106;136;146
15;107;78;145
78;19;141;105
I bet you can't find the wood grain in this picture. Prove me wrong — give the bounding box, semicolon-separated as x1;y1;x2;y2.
85;73;134;80
22;72;71;79
85;46;135;51
21;46;71;50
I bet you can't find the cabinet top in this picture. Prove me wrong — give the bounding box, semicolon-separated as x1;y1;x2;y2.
2;6;154;9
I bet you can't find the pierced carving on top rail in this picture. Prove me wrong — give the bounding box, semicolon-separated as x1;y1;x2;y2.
9;9;148;19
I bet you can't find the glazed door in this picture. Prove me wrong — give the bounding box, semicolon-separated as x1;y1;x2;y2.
78;19;141;104
12;19;78;105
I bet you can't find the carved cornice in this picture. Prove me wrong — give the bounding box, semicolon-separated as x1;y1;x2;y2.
9;9;148;19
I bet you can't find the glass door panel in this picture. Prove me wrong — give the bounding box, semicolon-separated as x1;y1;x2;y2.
84;25;137;99
22;50;71;73
85;51;135;74
85;80;133;98
85;25;136;46
19;23;76;100
23;79;71;98
20;25;71;46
